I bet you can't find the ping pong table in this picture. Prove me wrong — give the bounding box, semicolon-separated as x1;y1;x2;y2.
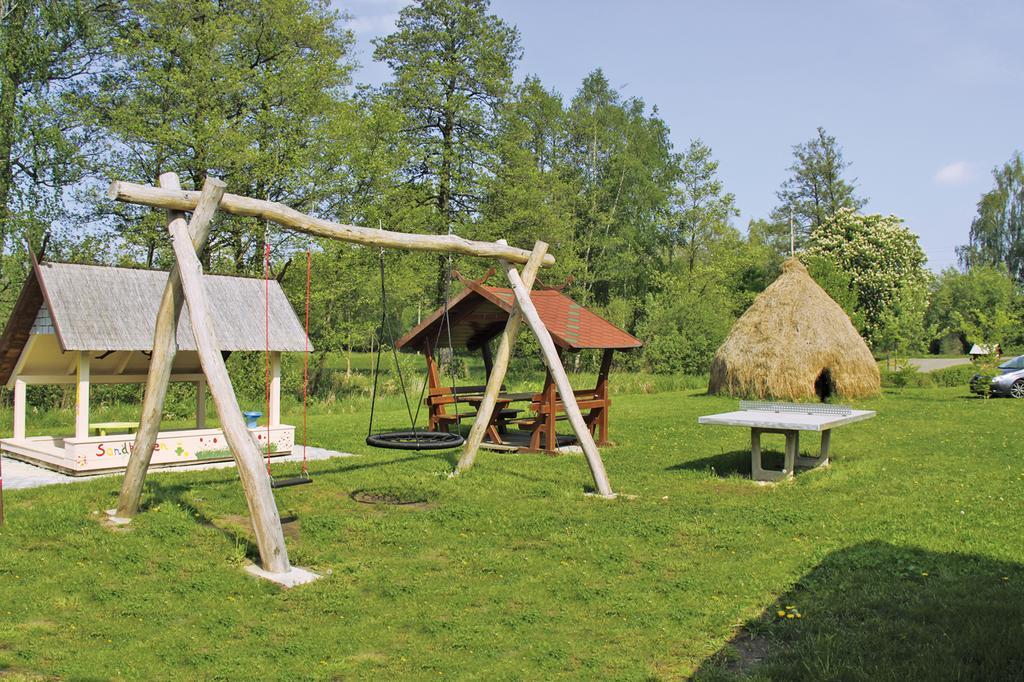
699;401;876;482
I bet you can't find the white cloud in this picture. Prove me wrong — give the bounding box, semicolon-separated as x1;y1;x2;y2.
338;0;410;35
934;160;974;186
347;12;401;34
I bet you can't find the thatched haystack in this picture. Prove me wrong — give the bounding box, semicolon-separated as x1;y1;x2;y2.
708;258;880;400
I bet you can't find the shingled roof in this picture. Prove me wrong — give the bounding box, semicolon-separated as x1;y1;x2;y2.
396;278;642;352
0;261;310;385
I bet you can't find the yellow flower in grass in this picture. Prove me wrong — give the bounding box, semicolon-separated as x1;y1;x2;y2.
777;610;786;617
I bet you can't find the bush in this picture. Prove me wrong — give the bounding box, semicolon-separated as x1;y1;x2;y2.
929;364;977;387
881;362;977;389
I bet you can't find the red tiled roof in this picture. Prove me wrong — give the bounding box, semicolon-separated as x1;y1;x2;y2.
397;283;643;351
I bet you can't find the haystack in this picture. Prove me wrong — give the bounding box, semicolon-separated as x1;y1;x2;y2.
708;258;880;400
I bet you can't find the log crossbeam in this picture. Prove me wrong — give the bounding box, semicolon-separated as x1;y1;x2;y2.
108;181;556;267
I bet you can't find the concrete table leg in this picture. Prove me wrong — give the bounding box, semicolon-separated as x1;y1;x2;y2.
796;429;831;470
751;427;796;482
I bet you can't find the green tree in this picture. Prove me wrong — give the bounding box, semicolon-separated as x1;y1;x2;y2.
373;0;521;299
806;209;930;346
769;127;866;252
477;76;576;281
0;0;117;310
666;138;739;274
874;281;932;362
958;152;1024;283
803;253;863;330
92;0;355;273
563;70;677;311
926;266;1021;349
639;271;735;375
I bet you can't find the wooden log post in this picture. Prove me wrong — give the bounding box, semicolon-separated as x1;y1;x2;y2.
114;175;226;518
108;181;555;267
168;194;291;573
501;260;615;498
455;241;548;474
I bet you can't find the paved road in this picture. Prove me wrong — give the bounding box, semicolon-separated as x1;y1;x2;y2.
2;446;355;491
906;358;971;373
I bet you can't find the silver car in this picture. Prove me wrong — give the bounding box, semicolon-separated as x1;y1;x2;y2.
971;355;1024;398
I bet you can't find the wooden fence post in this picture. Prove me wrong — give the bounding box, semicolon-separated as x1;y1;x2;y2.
501;261;615;498
114;175;225;518
167;196;291;573
455;241;548;474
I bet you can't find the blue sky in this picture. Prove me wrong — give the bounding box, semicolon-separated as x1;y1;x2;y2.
335;0;1022;272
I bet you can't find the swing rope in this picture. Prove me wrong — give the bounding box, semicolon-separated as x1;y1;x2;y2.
264;243;272;476
262;242;313;488
365;244;464;451
367;249;418;439
301;248;310;476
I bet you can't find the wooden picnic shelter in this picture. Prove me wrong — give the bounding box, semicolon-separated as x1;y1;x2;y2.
396;272;643;454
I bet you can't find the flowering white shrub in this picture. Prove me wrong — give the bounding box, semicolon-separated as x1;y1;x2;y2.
806;209;931;347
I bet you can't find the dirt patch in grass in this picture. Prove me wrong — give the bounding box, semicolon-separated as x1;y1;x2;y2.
722;629;771;674
350;490;434;510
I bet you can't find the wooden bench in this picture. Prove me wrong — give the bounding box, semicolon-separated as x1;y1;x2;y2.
426;384;524;442
89;421;140;436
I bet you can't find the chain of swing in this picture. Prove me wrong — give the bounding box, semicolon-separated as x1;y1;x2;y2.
366;237;465;451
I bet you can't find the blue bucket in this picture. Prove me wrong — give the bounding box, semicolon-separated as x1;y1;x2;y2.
242;411;263;428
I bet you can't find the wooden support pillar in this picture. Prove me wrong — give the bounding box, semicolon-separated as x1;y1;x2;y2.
168;186;291;574
269;352;281;427
456;241;548;474
75;352;90;439
501;260;615;498
115;175;225;518
424;339;445;432
13;377;26;439
543;367;557;453
594;349;614;445
480;341;493;379
196;377;207;429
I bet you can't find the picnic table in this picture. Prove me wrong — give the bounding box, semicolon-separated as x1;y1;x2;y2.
698;401;876;482
459;391;534;444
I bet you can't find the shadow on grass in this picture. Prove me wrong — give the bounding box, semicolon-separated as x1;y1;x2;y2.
132;449;461;562
693;541;1024;680
667;449;801;479
668;449;753;478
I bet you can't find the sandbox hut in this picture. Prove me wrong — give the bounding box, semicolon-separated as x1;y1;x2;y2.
0;260;310;475
708;258;880;400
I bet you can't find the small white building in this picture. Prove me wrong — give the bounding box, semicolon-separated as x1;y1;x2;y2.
0;260;311;475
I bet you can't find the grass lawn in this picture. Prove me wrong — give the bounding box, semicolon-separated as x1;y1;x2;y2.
1;385;1022;679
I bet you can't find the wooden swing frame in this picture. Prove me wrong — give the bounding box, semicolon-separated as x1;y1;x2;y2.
106;173;615;580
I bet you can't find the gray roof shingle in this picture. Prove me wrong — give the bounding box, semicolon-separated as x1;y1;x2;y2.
36;262;310;352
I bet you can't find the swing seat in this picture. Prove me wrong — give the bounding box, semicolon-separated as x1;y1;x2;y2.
270;475;313;489
366;430;465;451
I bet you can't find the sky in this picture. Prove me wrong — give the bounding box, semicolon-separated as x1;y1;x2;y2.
335;0;1023;272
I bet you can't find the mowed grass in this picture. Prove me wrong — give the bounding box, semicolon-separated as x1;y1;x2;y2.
0;386;1022;679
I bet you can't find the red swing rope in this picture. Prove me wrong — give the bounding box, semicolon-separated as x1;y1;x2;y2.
263;243;312;480
301;249;310;476
264;243;272;476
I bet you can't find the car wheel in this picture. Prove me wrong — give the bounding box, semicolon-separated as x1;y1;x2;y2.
1011;380;1024;399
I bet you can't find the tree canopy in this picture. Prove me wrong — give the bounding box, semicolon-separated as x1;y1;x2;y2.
0;0;1000;383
